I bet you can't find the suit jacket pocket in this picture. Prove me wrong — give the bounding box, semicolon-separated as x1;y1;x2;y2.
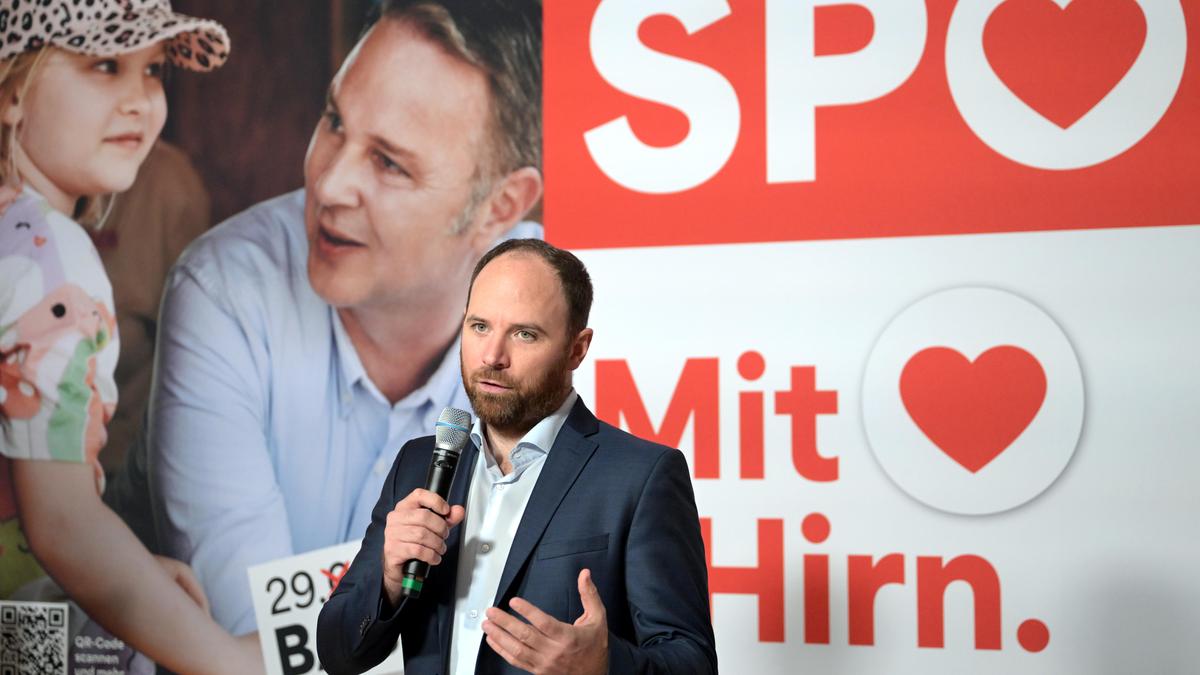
535;533;610;560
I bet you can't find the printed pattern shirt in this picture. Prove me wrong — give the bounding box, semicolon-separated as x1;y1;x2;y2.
1;187;118;597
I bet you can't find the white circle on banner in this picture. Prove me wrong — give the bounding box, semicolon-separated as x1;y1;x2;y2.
945;0;1186;170
862;287;1084;515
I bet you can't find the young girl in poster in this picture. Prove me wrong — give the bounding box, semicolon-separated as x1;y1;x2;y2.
0;1;262;672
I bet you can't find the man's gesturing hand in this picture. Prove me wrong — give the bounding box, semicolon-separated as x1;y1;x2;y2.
381;488;465;606
482;568;609;675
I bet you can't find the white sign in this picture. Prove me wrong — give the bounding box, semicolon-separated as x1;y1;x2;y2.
249;542;404;675
573;224;1200;673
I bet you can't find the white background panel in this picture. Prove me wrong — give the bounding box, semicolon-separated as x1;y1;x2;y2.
572;224;1200;673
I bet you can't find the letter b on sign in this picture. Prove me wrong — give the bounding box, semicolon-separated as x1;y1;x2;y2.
275;624;316;675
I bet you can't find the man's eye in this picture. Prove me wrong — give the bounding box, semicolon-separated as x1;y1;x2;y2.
471;322;488;333
374;150;408;177
324;109;343;132
516;330;536;341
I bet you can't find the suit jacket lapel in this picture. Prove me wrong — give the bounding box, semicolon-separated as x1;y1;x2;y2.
492;400;599;605
436;439;479;667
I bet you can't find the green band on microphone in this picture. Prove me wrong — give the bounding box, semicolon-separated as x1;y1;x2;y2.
401;577;424;592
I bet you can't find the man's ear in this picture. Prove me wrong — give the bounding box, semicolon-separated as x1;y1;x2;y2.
567;327;593;371
469;166;543;250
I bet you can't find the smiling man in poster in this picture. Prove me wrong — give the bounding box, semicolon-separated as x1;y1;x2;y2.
145;0;544;641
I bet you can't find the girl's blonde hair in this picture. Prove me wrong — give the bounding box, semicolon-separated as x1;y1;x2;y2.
0;47;112;226
0;48;47;185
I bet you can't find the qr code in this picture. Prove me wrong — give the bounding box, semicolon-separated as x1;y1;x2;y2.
0;601;68;675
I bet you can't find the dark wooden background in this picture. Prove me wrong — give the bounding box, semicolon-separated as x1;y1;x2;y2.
164;1;374;224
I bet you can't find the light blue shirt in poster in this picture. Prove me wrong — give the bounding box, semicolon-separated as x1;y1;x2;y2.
148;189;541;634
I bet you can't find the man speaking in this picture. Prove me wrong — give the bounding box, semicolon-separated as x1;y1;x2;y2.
317;240;717;674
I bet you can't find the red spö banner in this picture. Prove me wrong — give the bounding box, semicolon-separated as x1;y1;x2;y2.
544;0;1200;249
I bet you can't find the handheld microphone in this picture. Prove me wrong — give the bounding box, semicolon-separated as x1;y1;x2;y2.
399;406;472;599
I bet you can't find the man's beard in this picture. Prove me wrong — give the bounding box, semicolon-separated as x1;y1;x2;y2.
462;351;572;435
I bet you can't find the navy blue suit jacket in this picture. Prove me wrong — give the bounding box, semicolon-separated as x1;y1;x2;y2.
316;399;717;674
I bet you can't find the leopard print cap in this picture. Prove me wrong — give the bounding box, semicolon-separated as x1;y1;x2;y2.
0;0;230;72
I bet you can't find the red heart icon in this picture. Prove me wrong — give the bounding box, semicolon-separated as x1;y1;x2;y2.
900;346;1046;473
983;0;1146;129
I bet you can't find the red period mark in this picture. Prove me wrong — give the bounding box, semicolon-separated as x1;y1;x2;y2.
1018;618;1051;652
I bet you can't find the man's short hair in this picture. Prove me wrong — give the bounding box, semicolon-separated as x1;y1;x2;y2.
379;0;541;178
470;239;593;337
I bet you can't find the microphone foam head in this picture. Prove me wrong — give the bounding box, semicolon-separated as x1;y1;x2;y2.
434;407;472;454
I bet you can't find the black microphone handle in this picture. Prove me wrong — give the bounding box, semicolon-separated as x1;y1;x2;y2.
398;447;461;599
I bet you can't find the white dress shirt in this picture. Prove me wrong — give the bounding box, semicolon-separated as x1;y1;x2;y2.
449;390;578;675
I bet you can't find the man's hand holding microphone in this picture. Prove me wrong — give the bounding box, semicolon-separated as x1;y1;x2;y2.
379;406;609;674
